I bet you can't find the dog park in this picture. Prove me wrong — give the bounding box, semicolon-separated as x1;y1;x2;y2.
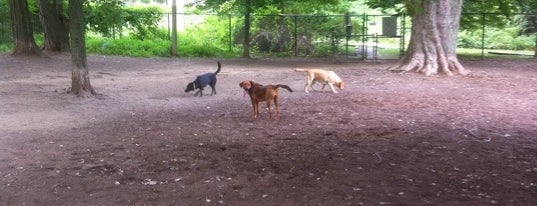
1;54;536;205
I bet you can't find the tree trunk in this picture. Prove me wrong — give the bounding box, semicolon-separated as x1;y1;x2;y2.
391;0;467;76
534;35;537;58
8;0;43;56
69;0;95;98
39;0;70;52
242;0;251;58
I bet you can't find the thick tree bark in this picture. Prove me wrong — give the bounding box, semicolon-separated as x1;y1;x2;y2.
8;0;43;56
391;0;467;76
534;36;537;58
242;0;251;58
69;0;96;98
39;0;70;52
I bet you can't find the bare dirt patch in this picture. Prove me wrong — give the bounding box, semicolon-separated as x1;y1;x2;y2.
1;54;536;205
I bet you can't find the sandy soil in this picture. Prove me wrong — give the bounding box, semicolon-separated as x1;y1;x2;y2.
1;54;536;206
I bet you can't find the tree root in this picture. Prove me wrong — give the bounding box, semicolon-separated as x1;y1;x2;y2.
388;54;468;76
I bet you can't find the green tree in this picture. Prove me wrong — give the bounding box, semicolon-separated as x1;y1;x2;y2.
38;0;70;52
369;0;466;75
85;0;125;38
519;0;537;57
69;0;95;97
8;0;42;56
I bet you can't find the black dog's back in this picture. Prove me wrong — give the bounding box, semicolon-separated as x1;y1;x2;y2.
185;61;221;97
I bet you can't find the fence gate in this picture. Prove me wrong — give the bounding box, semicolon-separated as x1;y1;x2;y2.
344;13;406;61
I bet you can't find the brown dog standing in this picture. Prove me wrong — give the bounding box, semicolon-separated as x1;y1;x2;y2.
239;80;293;121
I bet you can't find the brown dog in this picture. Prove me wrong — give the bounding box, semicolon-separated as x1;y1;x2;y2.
239;80;293;121
294;68;344;93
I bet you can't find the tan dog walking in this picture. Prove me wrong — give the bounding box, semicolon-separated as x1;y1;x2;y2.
294;68;344;93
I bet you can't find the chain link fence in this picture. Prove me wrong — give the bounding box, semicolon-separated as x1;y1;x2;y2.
1;12;535;59
164;13;407;60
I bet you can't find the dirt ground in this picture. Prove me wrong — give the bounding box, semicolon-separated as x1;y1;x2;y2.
0;54;536;206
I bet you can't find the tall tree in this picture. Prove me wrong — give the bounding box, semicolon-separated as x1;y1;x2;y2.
243;0;251;57
519;0;537;58
68;0;95;97
393;0;467;76
8;0;43;56
39;0;70;52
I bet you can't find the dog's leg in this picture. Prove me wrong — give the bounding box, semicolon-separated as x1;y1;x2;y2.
274;96;280;121
310;81;318;92
328;84;338;93
210;85;216;96
304;79;314;93
266;100;272;120
255;102;260;118
320;84;326;93
195;89;203;97
251;100;259;119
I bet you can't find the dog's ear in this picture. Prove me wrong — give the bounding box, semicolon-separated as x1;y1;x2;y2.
239;82;243;88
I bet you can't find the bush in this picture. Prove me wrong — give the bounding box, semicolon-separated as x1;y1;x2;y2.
0;43;10;53
458;26;535;50
87;37;171;57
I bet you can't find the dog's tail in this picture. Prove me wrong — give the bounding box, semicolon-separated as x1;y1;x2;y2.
214;61;222;75
294;68;308;72
276;84;293;92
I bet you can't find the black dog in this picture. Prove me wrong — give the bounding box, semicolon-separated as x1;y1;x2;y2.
185;61;221;97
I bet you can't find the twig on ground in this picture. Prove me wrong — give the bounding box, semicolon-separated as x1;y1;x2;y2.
458;124;492;143
373;151;383;164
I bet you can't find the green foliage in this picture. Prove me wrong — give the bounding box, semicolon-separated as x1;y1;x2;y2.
365;0;526;31
458;27;535;50
486;28;535;50
123;6;164;40
520;1;537;36
86;36;171;57
176;16;239;57
0;43;11;53
0;0;10;44
85;0;125;38
85;1;163;40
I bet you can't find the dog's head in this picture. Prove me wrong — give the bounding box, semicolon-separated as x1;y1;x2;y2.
185;82;196;93
336;81;345;90
239;80;253;91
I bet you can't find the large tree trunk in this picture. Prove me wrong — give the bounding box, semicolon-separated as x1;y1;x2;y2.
8;0;43;56
69;0;95;98
242;0;251;58
534;36;537;58
39;0;70;52
391;0;467;76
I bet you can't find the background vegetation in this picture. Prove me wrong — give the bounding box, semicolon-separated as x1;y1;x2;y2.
0;0;535;59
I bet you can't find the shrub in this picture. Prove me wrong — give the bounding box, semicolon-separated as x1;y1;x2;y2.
458;26;535;50
86;37;171;57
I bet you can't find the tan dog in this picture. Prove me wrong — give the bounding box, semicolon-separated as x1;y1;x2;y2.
239;80;293;121
294;68;344;93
